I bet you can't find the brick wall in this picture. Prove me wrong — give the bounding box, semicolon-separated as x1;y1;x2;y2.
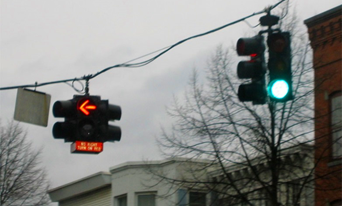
305;5;342;206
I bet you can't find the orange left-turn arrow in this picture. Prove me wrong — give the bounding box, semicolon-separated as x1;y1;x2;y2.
79;100;96;115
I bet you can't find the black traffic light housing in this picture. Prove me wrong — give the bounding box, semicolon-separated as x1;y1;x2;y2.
76;95;101;142
52;95;122;143
236;35;267;104
52;99;77;142
98;100;122;142
267;32;293;102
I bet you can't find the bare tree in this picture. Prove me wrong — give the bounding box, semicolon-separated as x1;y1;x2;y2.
150;5;341;206
0;121;50;206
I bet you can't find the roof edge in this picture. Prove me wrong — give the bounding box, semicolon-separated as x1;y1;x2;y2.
109;157;211;173
48;171;111;193
304;5;342;26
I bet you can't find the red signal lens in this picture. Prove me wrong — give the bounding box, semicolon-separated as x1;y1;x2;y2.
79;99;97;115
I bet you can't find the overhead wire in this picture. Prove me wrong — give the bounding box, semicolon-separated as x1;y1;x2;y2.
88;8;268;79
0;0;285;91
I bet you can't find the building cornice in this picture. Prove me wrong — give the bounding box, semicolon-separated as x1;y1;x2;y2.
304;5;342;50
48;171;111;202
304;5;342;27
109;157;211;174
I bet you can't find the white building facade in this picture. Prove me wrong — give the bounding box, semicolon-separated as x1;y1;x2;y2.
48;145;314;206
110;158;210;206
48;158;210;206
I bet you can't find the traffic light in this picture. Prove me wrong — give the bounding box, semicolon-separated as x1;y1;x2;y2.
75;96;122;142
236;35;267;104
98;100;122;142
52;95;122;143
76;95;101;142
52;98;77;142
267;32;293;102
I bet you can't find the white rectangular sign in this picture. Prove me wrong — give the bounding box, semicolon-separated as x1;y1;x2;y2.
14;88;51;127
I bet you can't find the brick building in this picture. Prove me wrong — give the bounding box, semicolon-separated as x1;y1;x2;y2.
304;5;342;206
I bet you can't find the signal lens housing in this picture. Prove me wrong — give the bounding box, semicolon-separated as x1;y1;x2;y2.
267;32;293;102
268;80;290;100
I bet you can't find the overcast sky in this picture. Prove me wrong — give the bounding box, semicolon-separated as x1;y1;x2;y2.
0;0;340;195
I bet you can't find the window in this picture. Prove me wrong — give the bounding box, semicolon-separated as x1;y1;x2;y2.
189;192;206;206
286;180;301;206
116;195;127;206
177;189;187;206
137;193;156;206
177;190;206;206
331;92;342;158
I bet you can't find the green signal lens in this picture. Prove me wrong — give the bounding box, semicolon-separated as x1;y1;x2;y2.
268;80;289;99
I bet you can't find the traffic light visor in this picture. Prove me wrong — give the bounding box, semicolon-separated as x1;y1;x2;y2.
52;122;75;140
107;125;121;142
238;83;266;102
53;100;74;117
237;61;264;79
237;39;246;55
237;36;264;56
108;104;122;121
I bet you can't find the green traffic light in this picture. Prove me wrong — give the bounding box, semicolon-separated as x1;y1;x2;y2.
268;79;289;100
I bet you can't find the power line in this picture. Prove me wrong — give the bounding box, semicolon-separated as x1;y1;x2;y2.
90;8;269;79
0;0;285;91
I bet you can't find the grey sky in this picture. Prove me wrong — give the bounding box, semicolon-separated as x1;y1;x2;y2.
0;0;340;192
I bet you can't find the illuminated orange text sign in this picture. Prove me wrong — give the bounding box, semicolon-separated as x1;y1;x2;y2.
71;141;103;154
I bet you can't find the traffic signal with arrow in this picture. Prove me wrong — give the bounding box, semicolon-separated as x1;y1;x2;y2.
267;32;293;102
52;95;122;144
236;35;267;104
76;95;101;142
